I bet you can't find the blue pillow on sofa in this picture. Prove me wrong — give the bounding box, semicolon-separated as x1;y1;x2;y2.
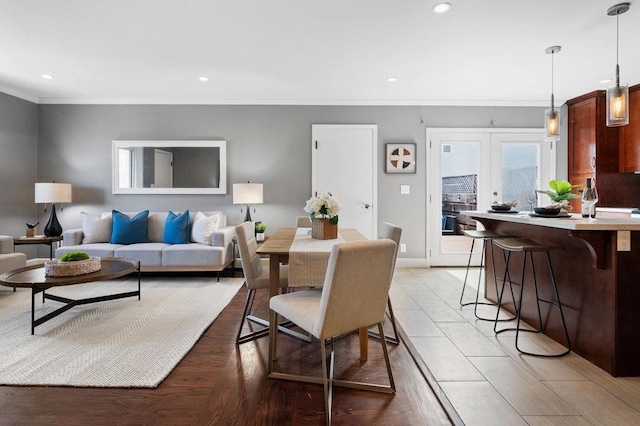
110;210;150;244
163;210;190;244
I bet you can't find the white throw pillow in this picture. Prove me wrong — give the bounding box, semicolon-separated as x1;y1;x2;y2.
190;212;221;244
81;212;113;244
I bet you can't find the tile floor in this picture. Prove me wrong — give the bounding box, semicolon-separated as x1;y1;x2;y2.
391;267;640;426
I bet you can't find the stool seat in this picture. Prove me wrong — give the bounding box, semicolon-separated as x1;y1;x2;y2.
493;238;564;253
462;230;506;240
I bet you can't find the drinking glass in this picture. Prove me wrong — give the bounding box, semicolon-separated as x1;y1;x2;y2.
524;190;537;212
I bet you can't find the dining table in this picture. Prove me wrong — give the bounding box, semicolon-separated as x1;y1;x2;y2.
256;227;370;360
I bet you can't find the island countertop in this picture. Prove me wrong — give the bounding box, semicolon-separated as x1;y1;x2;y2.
461;210;640;231
463;210;640;376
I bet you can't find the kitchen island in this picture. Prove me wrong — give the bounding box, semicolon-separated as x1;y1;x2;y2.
462;211;640;376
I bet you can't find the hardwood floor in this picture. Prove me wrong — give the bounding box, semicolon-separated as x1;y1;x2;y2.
0;275;452;425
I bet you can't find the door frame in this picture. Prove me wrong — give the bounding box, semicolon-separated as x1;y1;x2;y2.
426;128;554;267
311;124;378;240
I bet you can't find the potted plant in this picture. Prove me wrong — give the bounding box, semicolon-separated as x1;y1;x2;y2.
536;179;581;211
255;222;267;242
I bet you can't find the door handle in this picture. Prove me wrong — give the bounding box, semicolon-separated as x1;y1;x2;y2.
363;203;371;209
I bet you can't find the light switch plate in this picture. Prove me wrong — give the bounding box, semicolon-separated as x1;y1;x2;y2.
400;185;410;195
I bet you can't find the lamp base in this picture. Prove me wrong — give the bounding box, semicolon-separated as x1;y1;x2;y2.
244;204;252;223
44;204;63;237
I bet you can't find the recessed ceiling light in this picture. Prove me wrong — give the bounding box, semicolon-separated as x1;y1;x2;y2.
387;77;397;82
41;74;54;79
432;2;452;14
198;76;209;82
600;78;612;84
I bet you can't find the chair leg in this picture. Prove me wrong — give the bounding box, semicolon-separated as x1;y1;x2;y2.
367;298;399;345
321;339;332;425
378;323;396;393
268;309;277;374
236;287;255;343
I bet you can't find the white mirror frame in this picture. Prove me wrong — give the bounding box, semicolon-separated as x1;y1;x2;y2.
112;140;227;194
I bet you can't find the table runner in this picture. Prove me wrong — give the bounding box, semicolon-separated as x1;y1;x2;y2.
288;228;345;287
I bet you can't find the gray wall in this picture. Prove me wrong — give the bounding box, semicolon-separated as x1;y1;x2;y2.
36;104;547;260
0;92;38;259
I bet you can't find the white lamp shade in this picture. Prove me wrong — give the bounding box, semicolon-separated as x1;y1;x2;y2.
35;182;72;203
233;183;263;205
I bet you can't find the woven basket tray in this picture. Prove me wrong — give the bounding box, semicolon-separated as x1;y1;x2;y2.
44;257;102;277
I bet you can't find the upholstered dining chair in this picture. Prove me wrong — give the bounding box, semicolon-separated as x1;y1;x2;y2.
295;216;312;227
268;239;397;425
369;222;402;345
235;222;289;344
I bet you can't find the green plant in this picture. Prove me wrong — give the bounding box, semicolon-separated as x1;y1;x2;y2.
59;251;90;262
536;179;581;203
255;222;267;233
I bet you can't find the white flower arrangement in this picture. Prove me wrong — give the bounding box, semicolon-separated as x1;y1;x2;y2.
304;192;341;224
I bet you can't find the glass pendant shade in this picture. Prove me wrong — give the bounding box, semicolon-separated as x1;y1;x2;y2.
545;108;560;138
606;82;629;126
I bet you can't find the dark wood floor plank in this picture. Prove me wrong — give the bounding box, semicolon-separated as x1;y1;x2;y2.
0;277;452;425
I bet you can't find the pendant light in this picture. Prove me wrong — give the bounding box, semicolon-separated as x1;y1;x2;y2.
606;2;631;127
544;46;561;140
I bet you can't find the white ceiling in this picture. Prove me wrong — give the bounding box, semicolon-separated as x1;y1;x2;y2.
1;0;638;106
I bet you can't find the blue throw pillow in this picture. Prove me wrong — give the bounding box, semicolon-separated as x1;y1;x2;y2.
163;210;190;244
110;210;150;244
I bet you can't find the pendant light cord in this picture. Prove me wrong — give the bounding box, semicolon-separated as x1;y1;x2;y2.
616;13;620;86
550;50;555;110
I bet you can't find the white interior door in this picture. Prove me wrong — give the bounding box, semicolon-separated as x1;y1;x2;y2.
154;149;173;188
312;125;377;239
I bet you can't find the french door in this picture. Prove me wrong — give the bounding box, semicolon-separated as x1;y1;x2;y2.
427;129;554;266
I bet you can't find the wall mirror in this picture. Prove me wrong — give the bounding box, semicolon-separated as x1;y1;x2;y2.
112;140;227;194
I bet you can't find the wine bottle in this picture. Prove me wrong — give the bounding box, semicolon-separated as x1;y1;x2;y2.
581;178;598;218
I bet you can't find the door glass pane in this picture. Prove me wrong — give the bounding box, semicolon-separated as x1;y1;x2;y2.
441;142;479;254
501;143;539;211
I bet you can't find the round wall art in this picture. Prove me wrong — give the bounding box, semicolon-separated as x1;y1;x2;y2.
386;143;416;174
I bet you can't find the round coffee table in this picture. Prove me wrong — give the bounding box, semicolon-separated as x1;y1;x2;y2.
0;257;140;334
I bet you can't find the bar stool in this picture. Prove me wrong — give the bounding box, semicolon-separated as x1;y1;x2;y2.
460;230;516;322
492;237;571;357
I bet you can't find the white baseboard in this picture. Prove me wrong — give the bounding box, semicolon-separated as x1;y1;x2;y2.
396;258;428;268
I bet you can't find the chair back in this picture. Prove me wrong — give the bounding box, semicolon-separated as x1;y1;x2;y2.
235;222;263;288
379;222;402;270
314;239;396;339
295;216;312;227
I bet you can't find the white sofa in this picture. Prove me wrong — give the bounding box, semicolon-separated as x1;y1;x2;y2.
0;235;27;276
56;211;235;276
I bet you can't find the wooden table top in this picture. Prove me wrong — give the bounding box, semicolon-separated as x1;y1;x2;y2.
13;235;63;244
0;257;139;289
256;227;366;255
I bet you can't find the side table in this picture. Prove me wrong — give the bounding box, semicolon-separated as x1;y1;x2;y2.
14;235;63;260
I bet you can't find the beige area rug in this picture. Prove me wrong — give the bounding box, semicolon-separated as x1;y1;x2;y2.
0;276;244;388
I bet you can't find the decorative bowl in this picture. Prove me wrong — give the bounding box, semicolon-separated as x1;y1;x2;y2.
534;207;561;215
491;204;512;212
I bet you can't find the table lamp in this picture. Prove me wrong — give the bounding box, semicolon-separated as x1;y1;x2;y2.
35;182;72;237
233;182;263;222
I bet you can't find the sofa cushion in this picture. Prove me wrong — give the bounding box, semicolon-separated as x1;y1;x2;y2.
56;243;122;258
163;210;190;244
80;212;112;244
111;210;150;244
191;211;221;244
162;243;225;267
114;243;168;267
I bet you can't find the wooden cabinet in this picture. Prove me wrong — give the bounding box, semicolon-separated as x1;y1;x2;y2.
619;84;640;173
567;91;619;211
